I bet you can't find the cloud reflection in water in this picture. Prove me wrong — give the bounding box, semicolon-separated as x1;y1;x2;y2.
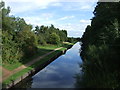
32;42;82;88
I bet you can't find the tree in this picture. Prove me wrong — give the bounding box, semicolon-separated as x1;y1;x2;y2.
2;1;38;63
79;2;120;88
49;33;60;45
1;1;69;64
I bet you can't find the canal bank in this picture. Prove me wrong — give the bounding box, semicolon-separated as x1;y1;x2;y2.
2;43;74;89
13;42;82;88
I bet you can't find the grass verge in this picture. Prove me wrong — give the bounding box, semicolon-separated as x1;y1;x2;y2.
3;42;74;87
2;44;62;71
3;43;73;71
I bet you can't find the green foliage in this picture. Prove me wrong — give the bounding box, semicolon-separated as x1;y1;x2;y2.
67;37;78;43
1;2;38;64
38;35;47;45
2;31;22;64
49;33;60;45
34;24;68;45
3;47;66;86
1;1;69;64
79;2;120;88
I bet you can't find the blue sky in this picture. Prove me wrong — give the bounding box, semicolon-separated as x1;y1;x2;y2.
5;0;97;37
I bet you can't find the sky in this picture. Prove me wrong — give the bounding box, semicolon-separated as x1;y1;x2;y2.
4;0;98;37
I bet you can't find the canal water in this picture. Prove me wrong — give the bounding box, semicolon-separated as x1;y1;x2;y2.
15;42;83;88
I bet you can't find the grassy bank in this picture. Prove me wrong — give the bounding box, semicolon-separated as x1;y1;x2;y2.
3;43;73;71
2;42;74;87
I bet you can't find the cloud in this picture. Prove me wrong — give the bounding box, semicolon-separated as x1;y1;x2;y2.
58;16;75;20
5;0;97;15
5;0;95;37
41;13;54;20
58;0;97;11
80;5;93;9
14;16;91;37
80;19;91;24
54;23;83;37
22;16;56;26
5;0;59;14
5;0;98;3
54;19;91;37
51;2;62;7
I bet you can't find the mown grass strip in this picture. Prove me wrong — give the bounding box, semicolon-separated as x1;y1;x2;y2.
2;43;73;71
3;44;62;71
3;48;66;86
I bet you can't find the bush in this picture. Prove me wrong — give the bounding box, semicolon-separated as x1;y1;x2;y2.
48;33;60;45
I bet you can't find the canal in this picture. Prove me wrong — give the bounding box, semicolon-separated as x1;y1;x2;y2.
14;42;83;88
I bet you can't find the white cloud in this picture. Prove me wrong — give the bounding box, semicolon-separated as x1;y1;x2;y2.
5;0;58;3
5;0;58;14
5;0;97;15
41;13;54;20
60;1;97;11
80;19;91;24
81;5;92;9
5;0;98;3
9;3;34;15
9;14;90;37
58;16;75;20
22;16;41;25
22;16;56;26
54;19;91;37
62;0;97;2
51;2;62;7
76;33;79;35
54;23;82;37
4;0;95;37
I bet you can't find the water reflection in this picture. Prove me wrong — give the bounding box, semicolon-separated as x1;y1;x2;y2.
31;42;82;88
15;42;82;88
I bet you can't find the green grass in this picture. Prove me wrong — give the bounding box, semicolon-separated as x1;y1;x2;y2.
2;42;74;86
3;48;65;86
2;43;73;71
0;56;2;66
0;67;2;77
3;62;22;71
3;67;33;86
2;44;62;71
38;44;60;50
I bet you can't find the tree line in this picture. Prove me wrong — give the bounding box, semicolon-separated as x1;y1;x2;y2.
78;2;120;88
1;1;76;64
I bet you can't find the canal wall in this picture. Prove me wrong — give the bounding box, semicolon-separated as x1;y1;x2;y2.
3;45;73;89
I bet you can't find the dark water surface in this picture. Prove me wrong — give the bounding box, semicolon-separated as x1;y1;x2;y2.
15;42;83;88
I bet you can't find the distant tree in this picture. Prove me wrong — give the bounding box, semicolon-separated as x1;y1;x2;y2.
49;33;60;45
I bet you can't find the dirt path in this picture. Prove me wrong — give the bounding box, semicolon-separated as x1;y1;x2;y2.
0;66;11;83
2;47;63;81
